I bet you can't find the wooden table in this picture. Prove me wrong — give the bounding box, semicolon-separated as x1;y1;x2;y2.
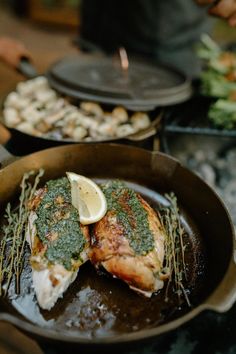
0;124;11;145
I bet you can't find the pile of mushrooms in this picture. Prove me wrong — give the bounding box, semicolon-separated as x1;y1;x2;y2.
3;77;151;141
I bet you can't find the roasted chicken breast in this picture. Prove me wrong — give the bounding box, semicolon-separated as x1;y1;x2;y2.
26;177;90;310
90;181;166;297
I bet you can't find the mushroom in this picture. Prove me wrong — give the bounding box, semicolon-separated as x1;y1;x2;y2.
116;124;136;137
96;122;117;137
50;98;67;112
16;81;35;97
21;106;44;125
4;74;152;141
4;92;30;110
62;119;77;137
33;76;49;90
80;102;104;117
35;89;57;105
71;126;88;140
111;106;129;123
3;107;21;127
35;121;51;133
130;112;150;130
43;110;66;126
16;122;41;136
4;92;20;108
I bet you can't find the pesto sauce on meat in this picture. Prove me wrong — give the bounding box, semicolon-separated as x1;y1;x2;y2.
35;177;86;270
101;180;154;255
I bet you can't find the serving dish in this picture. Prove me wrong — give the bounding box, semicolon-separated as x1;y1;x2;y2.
0;53;192;154
0;143;235;351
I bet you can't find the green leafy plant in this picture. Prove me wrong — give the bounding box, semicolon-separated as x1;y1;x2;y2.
197;34;236;130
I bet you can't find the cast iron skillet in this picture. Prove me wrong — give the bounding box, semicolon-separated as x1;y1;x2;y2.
0;143;235;351
0;109;161;154
0;58;162;154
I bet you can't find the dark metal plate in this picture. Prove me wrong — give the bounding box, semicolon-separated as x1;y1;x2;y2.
47;55;192;109
0;144;234;345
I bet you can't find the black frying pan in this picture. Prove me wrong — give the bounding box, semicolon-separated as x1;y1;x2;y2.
0;143;235;351
0;57;163;155
1;59;163;156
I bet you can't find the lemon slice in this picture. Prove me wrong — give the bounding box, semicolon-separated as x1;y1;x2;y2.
66;172;107;225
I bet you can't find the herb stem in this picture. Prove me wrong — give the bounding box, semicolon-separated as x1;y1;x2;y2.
0;169;44;296
160;192;190;306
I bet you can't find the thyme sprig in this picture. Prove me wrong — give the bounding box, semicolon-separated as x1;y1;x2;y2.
160;192;190;306
0;169;44;296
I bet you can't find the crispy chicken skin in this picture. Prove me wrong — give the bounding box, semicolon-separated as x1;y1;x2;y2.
90;181;166;297
27;178;90;310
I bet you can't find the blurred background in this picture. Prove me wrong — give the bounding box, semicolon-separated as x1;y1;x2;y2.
0;0;81;97
0;0;236;98
0;0;235;144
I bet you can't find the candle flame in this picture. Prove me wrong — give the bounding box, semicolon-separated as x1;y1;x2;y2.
119;47;129;71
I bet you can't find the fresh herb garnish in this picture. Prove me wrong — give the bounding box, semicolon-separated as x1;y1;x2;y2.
160;192;190;307
101;180;154;255
35;177;86;270
0;169;44;296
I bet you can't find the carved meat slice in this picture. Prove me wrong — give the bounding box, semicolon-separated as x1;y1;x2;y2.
26;177;90;310
90;181;166;297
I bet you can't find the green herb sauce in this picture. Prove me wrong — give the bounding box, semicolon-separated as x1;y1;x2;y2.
101;180;154;255
35;177;86;270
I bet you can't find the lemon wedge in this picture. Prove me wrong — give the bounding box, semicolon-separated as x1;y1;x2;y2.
66;172;107;225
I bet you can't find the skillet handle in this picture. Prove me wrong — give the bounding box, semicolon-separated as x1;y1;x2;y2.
126;110;163;142
204;253;236;313
17;57;38;79
127;126;157;142
0;145;16;168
